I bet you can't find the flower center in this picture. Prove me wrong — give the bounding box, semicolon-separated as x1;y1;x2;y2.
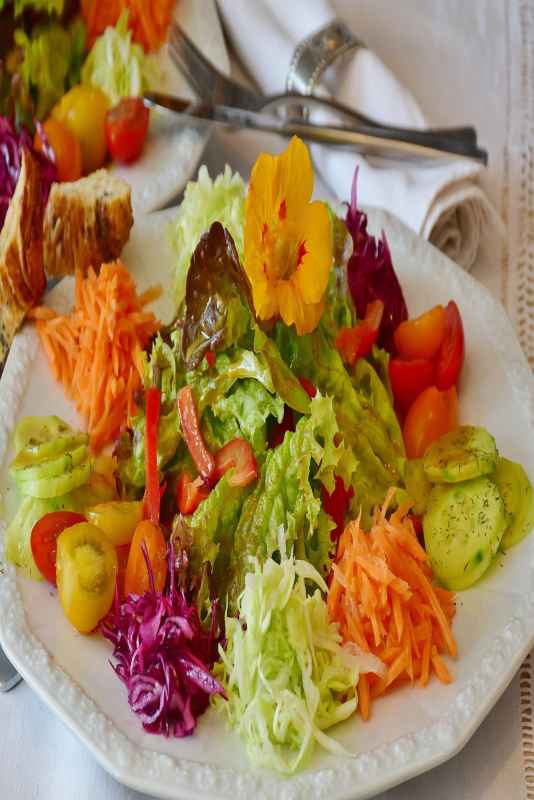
261;218;307;282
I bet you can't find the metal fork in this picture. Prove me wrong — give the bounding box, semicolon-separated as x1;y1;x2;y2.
168;21;479;148
0;646;21;692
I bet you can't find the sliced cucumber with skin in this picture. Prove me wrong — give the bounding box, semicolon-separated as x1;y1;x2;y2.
11;432;89;471
423;476;507;590
493;457;534;548
11;443;88;483
405;458;433;515
13;415;72;454
17;461;92;499
423;425;498;484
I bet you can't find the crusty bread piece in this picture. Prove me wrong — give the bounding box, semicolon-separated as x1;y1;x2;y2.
43;170;134;278
0;148;45;364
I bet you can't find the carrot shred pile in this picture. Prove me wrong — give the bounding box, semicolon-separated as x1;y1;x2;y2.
82;0;175;51
30;261;161;452
327;489;457;721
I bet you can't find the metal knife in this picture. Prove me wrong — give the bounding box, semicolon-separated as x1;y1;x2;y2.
144;92;488;165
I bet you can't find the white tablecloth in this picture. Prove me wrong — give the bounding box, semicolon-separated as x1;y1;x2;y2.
2;1;533;798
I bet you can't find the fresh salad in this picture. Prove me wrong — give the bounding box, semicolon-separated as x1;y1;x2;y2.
4;136;534;774
0;0;170;225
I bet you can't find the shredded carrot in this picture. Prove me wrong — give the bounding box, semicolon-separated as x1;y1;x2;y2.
30;262;161;452
328;488;457;720
81;0;175;51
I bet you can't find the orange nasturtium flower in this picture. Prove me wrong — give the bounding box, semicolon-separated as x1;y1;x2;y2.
244;136;333;335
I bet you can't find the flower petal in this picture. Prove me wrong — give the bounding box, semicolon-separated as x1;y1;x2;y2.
276;137;313;215
292;202;333;304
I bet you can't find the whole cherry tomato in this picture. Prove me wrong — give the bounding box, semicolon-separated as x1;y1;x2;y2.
34;118;82;182
124;520;167;596
52;86;108;174
105;98;150;164
435;300;465;390
403;385;458;459
394;305;447;360
30;510;86;584
389;357;435;415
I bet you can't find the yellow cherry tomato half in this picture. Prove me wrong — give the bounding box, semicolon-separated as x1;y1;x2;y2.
86;501;143;547
52;86;109;174
56;522;117;634
125;520;167;597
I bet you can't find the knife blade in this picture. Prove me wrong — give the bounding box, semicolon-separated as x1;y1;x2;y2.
144;92;488;165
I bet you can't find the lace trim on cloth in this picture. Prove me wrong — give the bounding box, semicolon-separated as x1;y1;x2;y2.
520;656;534;799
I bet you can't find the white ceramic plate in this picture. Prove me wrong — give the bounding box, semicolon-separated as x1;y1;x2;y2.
1;207;534;800
112;0;229;215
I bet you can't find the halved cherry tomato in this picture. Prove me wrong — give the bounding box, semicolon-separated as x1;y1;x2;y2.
105;98;150;164
322;476;354;541
34;118;82;182
115;543;131;599
299;377;317;398
124;520;167;596
30;511;86;584
177;471;209;514
214;437;258;487
403;385;458;459
394;305;446;360
389;357;435;415
336;300;384;365
52;85;108;174
177;385;215;481
268;405;295;448
86;501;143;546
144;386;161;524
56;522;118;633
435;300;465;390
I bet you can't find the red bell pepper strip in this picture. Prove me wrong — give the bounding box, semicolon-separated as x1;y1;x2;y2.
177;385;215;481
298;377;317;398
177;471;209;514
213;437;258;487
335;299;384;365
144;386;161;524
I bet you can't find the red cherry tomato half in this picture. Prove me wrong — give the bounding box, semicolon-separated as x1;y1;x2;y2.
435;300;465;390
105;98;150;164
214;437;258;487
177;471;209;514
336;300;384;365
389;357;435;415
394;305;447;360
30;511;86;584
403;385;458;459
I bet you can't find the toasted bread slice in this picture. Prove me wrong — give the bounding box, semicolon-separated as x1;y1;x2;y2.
43;170;134;278
0;148;45;363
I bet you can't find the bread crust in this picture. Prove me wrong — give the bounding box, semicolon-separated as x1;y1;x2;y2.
43;170;133;277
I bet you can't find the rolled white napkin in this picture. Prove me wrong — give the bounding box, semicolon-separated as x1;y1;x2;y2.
217;0;499;271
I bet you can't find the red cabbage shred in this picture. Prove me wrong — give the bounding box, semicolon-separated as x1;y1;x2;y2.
345;168;408;353
0;116;57;231
101;543;225;738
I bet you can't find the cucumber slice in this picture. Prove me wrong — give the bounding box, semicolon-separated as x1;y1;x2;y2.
17;461;92;499
493;457;534;548
423;425;498;483
423;476;507;590
405;459;433;515
11;432;89;470
11;443;87;482
13;415;72;454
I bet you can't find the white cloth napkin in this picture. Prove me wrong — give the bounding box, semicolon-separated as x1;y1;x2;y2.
216;0;499;271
